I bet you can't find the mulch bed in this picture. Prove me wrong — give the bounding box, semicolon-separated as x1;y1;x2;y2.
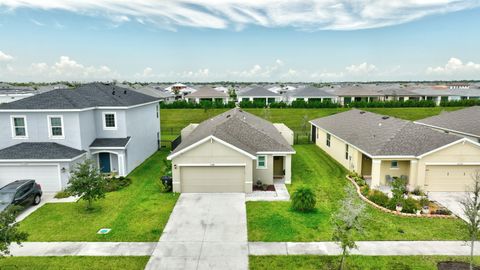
253;185;276;192
438;261;480;270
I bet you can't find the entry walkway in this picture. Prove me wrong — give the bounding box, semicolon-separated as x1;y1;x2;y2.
145;193;248;270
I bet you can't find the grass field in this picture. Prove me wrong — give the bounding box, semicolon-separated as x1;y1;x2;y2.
160;107;461;143
0;256;149;270
18;151;179;242
250;255;480;270
247;145;466;241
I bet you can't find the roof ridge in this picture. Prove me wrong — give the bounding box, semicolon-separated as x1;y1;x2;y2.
376;120;412;155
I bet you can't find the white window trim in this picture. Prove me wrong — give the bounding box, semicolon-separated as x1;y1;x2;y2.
256;155;267;169
47;115;65;139
102;112;117;130
10;115;28;139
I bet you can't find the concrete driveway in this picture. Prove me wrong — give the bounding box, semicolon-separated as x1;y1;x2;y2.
429;192;469;222
145;193;248;270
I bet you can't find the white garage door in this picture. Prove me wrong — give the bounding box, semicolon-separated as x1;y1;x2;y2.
0;165;61;192
180;166;245;193
425;165;480;192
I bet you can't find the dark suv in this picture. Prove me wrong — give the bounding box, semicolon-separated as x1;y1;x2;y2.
0;180;42;212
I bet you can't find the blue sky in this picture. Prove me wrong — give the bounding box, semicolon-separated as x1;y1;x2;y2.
0;1;480;82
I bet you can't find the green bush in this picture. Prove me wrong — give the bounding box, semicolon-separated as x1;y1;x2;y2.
105;176;132;192
291;186;317;212
360;185;370;196
54;190;72;199
391;177;408;204
367;190;389;208
401;197;420;213
348;100;436;108
440;99;480;107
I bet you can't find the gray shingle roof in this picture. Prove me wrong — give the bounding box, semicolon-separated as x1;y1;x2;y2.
237;86;280;97
291;86;336;97
170;108;294;157
90;137;131;148
185;86;228;98
0;83;159;110
0;143;86;160
415;106;480;138
130;86;174;99
310;109;460;156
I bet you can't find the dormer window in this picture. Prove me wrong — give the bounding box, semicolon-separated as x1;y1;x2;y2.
103;112;117;130
11;115;28;138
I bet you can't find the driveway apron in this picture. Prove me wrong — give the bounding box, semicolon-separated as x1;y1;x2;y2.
145;193;248;270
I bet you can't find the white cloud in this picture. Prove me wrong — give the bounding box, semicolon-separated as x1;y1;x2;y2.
30;19;45;26
345;62;377;75
2;0;478;31
0;51;13;61
426;57;480;79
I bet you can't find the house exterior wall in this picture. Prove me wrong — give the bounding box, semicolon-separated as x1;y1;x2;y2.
416;141;480;188
253;155;274;185
124;103;160;175
314;126;362;173
171;139;254;193
94;109;127;138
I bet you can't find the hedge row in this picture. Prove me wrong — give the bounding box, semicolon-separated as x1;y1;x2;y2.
161;99;480;109
160;100;236;109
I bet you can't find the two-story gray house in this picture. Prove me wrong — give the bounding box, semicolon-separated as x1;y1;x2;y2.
0;83;161;192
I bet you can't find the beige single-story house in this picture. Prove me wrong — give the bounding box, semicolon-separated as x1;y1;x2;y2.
415;106;480;143
184;86;229;104
167;108;295;193
310;109;480;192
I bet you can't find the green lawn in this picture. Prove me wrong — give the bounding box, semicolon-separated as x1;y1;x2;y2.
0;256;149;270
250;255;480;270
247;145;466;241
160;107;461;142
18;151;179;242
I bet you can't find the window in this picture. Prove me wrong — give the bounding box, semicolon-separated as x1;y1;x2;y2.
316;128;319;139
326;133;331;147
103;112;117;130
156;105;159;118
11;116;27;138
257;155;267;169
391;160;399;168
345;144;349;160
48;116;64;138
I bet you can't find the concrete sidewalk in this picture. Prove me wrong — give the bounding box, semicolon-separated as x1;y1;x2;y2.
10;242;156;256
249;241;480;256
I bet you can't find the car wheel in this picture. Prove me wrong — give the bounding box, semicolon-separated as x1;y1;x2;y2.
33;195;41;205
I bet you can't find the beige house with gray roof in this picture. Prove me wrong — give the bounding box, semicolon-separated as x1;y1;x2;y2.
310;109;480;192
167;108;295;193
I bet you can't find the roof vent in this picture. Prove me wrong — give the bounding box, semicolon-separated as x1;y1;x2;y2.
359;111;366;114
382;116;389;120
124;90;127;94
226;115;231;118
112;90;115;95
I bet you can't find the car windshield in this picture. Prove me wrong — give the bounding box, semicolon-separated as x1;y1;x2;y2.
0;192;14;204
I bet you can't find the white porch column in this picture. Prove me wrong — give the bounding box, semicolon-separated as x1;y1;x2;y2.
436;96;441;105
408;160;418;190
118;153;126;177
285;155;292;184
304;98;308;102
371;159;382;188
249;97;253;101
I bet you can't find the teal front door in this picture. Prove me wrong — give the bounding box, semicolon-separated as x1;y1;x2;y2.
99;153;111;173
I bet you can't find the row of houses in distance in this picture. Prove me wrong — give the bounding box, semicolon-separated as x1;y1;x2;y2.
2;81;480;106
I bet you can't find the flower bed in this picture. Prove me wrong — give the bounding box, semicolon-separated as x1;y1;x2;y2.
347;172;456;219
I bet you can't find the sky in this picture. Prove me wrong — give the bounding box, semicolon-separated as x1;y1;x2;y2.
0;0;480;83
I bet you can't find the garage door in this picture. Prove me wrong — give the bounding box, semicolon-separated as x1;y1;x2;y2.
425;165;480;192
180;166;245;193
0;165;61;192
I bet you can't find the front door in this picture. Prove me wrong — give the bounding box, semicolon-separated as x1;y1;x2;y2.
274;156;284;177
99;153;111;173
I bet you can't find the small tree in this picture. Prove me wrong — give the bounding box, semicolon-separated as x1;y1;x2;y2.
291;186;316;212
67;159;107;210
0;206;28;256
332;186;366;270
460;171;480;270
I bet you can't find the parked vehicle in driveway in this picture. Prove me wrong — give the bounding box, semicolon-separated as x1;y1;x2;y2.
0;180;42;212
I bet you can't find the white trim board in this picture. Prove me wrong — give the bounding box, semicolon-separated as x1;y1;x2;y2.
177;163;246;167
414;121;480;140
167;135;257;160
0;100;161;113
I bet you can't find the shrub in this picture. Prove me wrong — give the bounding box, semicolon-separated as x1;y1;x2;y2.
391;177;408;204
419;197;430;208
105;176;132;192
54;190;72;199
411;186;425;196
432;208;452;215
367;190;389;208
401;197;420;213
291;186;317;212
360;185;370;196
160;176;172;192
